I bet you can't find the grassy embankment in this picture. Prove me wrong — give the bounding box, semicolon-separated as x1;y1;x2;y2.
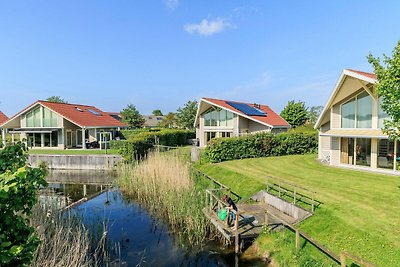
116;151;219;245
197;154;400;266
29;149;119;155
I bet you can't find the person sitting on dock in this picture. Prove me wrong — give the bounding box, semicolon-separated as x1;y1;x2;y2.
223;194;237;228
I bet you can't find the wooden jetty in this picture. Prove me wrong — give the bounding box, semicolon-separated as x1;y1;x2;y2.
203;188;301;253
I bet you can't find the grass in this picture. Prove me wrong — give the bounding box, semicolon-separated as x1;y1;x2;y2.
197;154;400;266
117;151;219;245
28;149;119;155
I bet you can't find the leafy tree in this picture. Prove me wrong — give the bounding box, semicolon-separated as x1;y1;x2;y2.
308;105;324;125
159;112;176;128
175;100;198;130
280;100;309;128
46;96;67;103
152;109;163;116
368;41;400;140
120;104;145;128
0;143;47;266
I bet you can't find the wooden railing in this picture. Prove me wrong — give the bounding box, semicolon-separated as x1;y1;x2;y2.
205;188;241;253
266;176;317;212
265;210;378;267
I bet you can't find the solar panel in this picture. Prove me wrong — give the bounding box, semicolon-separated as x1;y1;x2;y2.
226;101;266;116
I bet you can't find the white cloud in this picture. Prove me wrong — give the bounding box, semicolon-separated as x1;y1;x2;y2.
184;17;231;36
166;0;179;10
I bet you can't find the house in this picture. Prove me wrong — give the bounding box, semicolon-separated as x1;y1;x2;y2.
0;111;8;125
0;100;127;149
194;97;290;147
143;115;164;128
315;69;399;172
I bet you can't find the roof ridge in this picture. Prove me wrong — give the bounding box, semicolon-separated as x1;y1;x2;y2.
38;100;97;109
345;69;375;76
203;97;268;107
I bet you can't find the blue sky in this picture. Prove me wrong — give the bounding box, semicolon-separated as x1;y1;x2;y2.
1;1;400;116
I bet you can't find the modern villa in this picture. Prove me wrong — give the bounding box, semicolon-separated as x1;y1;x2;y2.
315;69;399;172
0;100;127;149
194;97;290;147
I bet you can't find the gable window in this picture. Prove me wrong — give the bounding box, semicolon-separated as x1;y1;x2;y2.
43;108;58;127
203;108;233;127
341;91;372;128
26;107;41;127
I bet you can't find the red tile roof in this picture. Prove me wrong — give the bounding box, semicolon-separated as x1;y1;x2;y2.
346;69;377;80
202;98;290;127
39;101;127;127
0;111;8;125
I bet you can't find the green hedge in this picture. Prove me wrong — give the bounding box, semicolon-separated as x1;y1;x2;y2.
111;129;195;161
205;132;318;163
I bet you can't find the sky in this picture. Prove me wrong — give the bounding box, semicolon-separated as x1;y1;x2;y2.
1;1;400;117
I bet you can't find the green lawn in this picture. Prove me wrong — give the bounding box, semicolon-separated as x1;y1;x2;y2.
28;149;119;155
197;154;400;266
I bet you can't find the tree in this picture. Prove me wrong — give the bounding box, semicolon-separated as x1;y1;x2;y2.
120;104;145;128
175;100;198;130
46;96;67;103
280;100;308;128
368;41;400;140
308;105;324;125
159;112;176;128
152;109;163;116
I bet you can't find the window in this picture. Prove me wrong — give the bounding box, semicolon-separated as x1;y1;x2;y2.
88;109;101;116
341;91;373;128
355;138;371;167
356;92;372;128
202;109;234;127
26;107;41;127
378;97;390;128
51;131;58;147
341;98;355;128
378;139;394;169
43;108;58;127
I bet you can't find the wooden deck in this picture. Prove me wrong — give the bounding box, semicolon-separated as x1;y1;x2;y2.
203;202;298;242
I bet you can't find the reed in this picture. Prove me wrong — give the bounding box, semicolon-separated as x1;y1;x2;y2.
29;204;109;267
117;151;217;245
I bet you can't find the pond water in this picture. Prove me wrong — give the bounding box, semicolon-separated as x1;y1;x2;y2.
40;170;268;267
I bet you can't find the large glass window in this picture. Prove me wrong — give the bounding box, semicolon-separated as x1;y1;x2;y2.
341;99;355;128
355;138;371;167
378;97;390;128
341;92;373;128
341;137;354;164
51;131;58;147
357;92;372;128
202;109;233;127
34;133;41;147
43;108;58;127
26;107;41;127
378;139;394;169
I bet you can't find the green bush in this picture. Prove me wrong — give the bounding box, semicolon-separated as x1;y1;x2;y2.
111;129;195;162
0;143;48;266
205;132;318;163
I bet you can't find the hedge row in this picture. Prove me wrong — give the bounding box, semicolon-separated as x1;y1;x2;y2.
111;129;195;162
205;132;318;163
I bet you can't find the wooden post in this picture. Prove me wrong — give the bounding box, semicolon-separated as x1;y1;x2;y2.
312;192;315;212
340;253;346;267
234;211;240;253
295;229;300;252
293;187;296;204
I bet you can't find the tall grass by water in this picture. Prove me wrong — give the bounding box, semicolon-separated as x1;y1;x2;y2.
117;151;217;245
30;204;109;267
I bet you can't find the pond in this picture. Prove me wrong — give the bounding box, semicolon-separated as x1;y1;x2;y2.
40;170;268;267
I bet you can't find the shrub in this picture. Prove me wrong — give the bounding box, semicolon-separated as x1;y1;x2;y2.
205;132;318;163
0;143;47;266
111;129;195;162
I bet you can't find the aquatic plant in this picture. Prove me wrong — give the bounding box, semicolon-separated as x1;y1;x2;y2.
29;204;110;267
117;151;217;245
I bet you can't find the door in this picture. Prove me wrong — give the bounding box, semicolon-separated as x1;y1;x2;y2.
66;131;73;148
340;138;349;164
